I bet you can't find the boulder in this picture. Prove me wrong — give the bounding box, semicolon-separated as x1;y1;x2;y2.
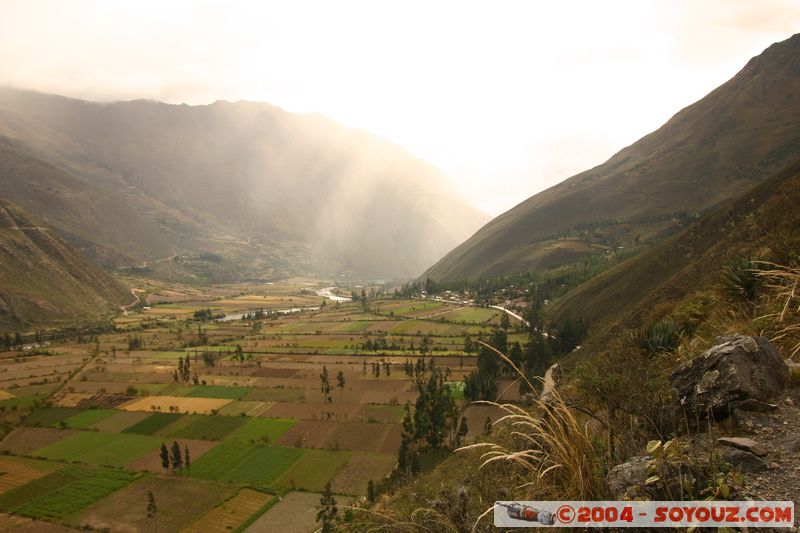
607;455;705;500
669;336;788;426
607;456;649;499
723;448;767;473
717;437;767;457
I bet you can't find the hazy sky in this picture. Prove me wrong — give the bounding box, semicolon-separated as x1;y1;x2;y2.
1;1;798;215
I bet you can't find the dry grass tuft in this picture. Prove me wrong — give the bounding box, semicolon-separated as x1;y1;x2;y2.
755;261;800;359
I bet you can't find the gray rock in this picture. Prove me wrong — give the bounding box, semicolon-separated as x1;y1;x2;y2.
718;437;768;456
607;456;648;499
608;455;705;500
735;398;778;412
669;336;789;426
723;448;768;473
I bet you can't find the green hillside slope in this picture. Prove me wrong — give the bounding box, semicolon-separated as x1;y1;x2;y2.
0;136;174;267
0;200;131;333
423;33;800;282
548;157;800;343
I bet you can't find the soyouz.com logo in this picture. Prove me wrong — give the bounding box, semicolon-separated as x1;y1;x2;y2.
494;501;796;528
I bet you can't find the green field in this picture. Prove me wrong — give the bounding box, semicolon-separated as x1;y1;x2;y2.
169;414;247;440
274;449;351;492
90;411;151;433
25;407;84;427
123;413;182;435
186;385;252;400
0;394;48;411
439;306;499;324
61;409;117;429
16;468;137;520
0;464;138;519
34;431;161;467
227;417;296;444
190;442;303;487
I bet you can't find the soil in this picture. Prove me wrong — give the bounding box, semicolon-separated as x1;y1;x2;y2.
0;427;76;455
126;439;219;473
725;384;800;522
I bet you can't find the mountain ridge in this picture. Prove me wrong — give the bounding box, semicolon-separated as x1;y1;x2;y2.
0;88;489;280
422;33;800;282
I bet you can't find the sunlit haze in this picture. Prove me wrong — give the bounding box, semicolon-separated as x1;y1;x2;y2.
1;0;798;215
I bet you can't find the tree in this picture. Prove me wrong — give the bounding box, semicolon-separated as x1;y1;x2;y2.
457;416;469;446
410;453;421;475
159;443;170;473
317;482;338;533
412;362;453;449
170;441;183;472
320;366;332;403
419;335;433;356
463;333;474;356
146;490;158;533
500;311;511;331
336;370;346;402
184;445;191;470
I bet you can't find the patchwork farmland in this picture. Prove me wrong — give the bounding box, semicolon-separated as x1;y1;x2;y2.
0;280;523;531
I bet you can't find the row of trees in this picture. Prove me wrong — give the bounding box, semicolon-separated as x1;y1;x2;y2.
159;441;190;473
319;366;346;403
1;332;24;350
356;332;436;355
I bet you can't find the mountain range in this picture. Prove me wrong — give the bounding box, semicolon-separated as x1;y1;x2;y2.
0;89;488;281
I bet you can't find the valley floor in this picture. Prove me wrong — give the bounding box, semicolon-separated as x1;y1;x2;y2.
0;280;523;532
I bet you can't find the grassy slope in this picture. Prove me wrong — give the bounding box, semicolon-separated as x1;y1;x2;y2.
0;136;173;267
0;199;131;333
548;158;800;346
423;33;800;281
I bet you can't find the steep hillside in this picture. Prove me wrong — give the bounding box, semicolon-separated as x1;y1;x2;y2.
548;157;800;342
423;33;800;282
0;200;131;332
0;136;174;267
0;90;488;279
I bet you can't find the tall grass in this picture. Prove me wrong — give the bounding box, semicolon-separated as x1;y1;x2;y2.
755;261;800;359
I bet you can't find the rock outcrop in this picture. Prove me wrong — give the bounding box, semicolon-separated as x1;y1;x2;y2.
669;336;788;426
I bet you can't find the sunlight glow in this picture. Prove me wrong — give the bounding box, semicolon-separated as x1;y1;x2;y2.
0;0;798;214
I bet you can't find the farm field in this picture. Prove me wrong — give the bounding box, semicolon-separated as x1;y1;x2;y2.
73;476;234;532
183;488;273;533
245;491;324;533
0;280;519;531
